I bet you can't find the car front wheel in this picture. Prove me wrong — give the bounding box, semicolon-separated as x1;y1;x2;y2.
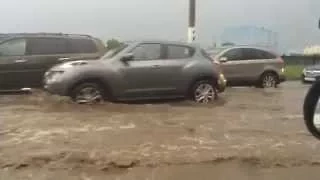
192;81;216;104
71;82;105;104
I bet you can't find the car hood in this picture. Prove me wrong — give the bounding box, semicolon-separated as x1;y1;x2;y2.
51;59;104;71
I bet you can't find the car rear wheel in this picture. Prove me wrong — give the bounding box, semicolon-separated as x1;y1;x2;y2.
71;83;105;104
260;73;278;88
191;80;216;104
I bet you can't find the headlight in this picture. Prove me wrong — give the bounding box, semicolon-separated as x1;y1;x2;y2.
45;71;64;84
303;68;306;74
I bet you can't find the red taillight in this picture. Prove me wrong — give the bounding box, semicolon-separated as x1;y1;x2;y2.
278;57;284;63
277;57;285;66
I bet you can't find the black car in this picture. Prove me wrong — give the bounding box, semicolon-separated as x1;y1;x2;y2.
0;33;106;91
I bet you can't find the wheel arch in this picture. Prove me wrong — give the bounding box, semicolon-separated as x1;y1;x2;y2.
187;74;217;95
259;70;279;81
68;77;113;98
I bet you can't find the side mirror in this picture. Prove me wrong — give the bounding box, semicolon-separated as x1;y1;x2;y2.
219;57;228;63
121;53;134;62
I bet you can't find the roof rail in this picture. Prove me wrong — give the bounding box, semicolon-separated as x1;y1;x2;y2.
0;33;92;38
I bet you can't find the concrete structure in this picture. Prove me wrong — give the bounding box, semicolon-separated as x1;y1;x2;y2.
304;45;320;56
220;26;278;50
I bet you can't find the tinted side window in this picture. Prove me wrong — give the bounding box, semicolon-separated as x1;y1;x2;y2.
223;49;244;60
167;45;194;59
260;50;276;59
27;38;68;55
131;44;161;60
0;39;26;56
243;48;277;60
69;38;97;53
243;48;261;60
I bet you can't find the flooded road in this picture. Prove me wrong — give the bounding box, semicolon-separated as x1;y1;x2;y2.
0;82;320;179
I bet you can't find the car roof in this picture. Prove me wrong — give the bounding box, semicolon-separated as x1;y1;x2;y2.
126;40;200;48
0;33;93;40
222;45;274;52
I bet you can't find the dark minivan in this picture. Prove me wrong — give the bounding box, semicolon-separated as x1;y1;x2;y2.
0;33;106;91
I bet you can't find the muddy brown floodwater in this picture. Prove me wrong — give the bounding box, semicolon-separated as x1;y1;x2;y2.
0;82;319;179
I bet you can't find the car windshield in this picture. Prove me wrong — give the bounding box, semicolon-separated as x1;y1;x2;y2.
102;43;128;59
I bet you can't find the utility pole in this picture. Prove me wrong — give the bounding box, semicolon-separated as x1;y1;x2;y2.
188;0;196;43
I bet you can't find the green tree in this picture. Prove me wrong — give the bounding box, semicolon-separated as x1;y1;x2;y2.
106;39;122;51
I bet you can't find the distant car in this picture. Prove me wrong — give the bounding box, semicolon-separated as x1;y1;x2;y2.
209;46;286;88
301;65;320;83
44;40;227;104
0;33;106;91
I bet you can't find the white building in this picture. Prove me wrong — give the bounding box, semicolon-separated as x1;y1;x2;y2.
304;45;320;55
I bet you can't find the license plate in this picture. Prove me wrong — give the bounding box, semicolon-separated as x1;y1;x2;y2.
305;77;316;81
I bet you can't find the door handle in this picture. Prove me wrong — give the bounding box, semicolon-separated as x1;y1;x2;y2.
58;57;71;61
14;59;28;63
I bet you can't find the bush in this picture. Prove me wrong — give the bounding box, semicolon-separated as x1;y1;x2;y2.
285;65;304;80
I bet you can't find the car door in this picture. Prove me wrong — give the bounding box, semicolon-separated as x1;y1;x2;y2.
241;48;266;81
22;37;70;88
120;43;165;98
219;48;245;83
0;38;28;90
159;44;196;95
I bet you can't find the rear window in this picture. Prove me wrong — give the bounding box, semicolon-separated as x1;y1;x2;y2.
69;38;98;53
243;48;276;60
260;50;277;59
166;45;195;59
27;38;68;55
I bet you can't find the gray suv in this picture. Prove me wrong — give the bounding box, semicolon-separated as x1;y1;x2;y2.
209;46;286;88
44;41;226;104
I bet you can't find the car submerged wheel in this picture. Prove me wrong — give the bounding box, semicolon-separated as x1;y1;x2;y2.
71;83;104;104
261;73;278;88
192;81;216;104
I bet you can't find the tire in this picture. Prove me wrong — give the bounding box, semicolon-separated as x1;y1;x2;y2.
259;72;278;88
70;82;105;104
304;80;320;140
191;80;217;104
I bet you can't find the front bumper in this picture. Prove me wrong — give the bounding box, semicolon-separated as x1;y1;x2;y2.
217;73;227;93
44;82;69;96
301;74;320;83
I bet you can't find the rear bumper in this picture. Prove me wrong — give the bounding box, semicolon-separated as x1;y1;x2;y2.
278;75;286;83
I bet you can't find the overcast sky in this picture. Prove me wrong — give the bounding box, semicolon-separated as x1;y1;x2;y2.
0;0;319;52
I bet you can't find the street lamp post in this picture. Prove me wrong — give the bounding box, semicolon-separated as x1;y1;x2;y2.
188;0;196;43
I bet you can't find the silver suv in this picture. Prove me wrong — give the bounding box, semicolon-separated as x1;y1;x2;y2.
44;41;227;104
209;46;286;88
